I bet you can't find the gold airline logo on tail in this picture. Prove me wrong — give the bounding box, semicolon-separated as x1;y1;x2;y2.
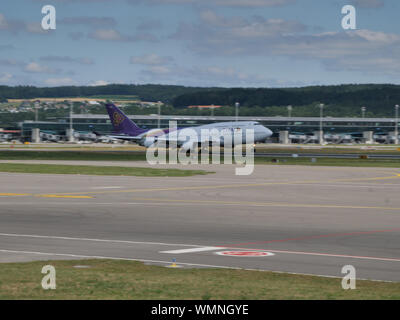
113;112;125;126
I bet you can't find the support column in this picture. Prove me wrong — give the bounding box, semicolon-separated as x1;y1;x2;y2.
31;128;41;143
363;131;374;144
279;131;289;144
388;132;399;145
66;128;75;142
315;130;324;144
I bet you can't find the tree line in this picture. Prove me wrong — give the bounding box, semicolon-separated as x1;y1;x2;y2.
0;83;399;117
172;84;400;117
0;84;221;104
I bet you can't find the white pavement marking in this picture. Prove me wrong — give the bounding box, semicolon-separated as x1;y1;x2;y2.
91;186;122;189
0;249;235;269
232;248;400;262
0;249;395;283
215;251;275;257
1;233;399;263
160;246;224;254
293;183;400;189
0;233;201;248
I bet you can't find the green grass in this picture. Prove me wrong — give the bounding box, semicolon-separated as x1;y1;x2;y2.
255;147;400;155
0;163;211;177
255;157;400;168
1;151;400;168
0;259;399;300
0;151;147;161
81;95;139;100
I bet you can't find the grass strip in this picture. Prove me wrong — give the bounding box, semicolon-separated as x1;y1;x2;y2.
0;259;399;300
0;163;211;177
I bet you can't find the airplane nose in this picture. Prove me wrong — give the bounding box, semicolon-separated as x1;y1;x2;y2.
264;127;273;137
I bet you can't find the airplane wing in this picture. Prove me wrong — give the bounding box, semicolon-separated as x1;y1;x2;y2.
103;134;143;141
92;130;143;142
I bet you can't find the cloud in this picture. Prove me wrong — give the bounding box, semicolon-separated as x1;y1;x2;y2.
0;13;24;33
59;16;117;27
44;78;76;86
33;0;296;6
126;0;295;7
0;59;23;67
24;62;58;74
211;0;296;7
88;28;158;42
140;63;274;87
0;44;14;50
131;32;158;42
172;11;307;51
89;80;109;86
25;22;50;34
89;29;126;41
351;0;384;8
40;56;95;65
0;73;12;83
145;65;172;75
0;59;74;76
137;20;163;31
130;54;173;65
0;13;52;35
263;30;400;58
0;13;8;29
324;56;400;75
269;30;400;75
68;32;85;40
171;9;400;77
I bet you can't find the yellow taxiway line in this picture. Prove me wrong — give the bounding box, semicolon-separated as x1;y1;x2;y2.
37;172;400;197
1;173;399;199
0;193;92;199
131;197;400;212
0;193;33;197
36;195;93;199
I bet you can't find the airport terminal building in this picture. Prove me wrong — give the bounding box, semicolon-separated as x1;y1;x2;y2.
19;114;400;143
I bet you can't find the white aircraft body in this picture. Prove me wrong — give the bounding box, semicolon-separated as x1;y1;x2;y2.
105;103;273;152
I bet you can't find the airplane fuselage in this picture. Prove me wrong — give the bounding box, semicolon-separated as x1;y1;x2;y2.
104;104;273;151
140;121;273;150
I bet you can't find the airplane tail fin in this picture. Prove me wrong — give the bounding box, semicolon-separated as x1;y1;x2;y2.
105;103;147;136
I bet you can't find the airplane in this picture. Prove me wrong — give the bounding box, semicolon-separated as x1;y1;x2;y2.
40;130;61;142
104;103;273;152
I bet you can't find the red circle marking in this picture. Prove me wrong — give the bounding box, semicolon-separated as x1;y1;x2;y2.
216;251;275;257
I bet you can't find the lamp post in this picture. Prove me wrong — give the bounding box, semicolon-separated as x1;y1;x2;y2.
34;101;40;122
287;105;293;118
319;103;324;144
361;106;366;119
157;101;162;129
68;102;74;142
395;104;399;145
69;102;73;133
235;102;240;122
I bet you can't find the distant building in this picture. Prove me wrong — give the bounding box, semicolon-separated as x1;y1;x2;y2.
19;114;399;144
188;105;222;109
139;101;163;108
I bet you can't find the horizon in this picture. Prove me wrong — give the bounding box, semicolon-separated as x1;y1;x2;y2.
1;82;400;90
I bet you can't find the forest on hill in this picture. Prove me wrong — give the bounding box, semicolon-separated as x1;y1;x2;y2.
0;84;399;117
172;84;400;117
0;84;222;104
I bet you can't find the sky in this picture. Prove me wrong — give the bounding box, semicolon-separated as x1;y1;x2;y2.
0;0;399;88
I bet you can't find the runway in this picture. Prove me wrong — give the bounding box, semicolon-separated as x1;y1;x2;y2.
0;162;400;282
254;153;400;159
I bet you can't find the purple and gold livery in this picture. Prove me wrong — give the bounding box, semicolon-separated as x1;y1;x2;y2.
106;104;149;137
104;103;273;150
